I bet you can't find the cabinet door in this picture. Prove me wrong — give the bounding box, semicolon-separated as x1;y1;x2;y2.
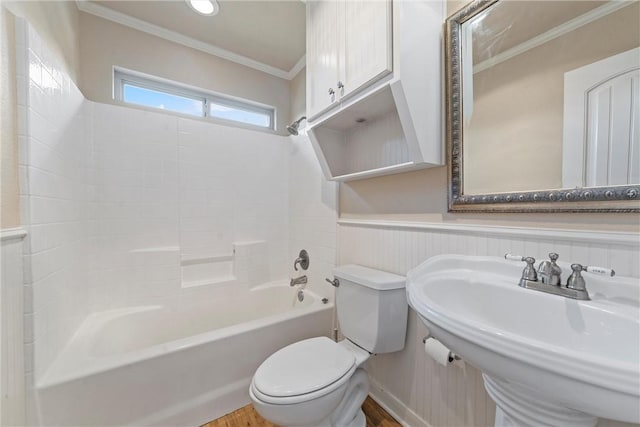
306;0;340;120
340;0;393;100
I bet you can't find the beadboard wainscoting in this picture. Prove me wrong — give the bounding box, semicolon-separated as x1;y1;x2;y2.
337;219;640;427
1;228;27;427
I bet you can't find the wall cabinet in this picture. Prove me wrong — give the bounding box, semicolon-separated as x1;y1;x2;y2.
306;0;339;119
306;0;445;182
306;0;392;121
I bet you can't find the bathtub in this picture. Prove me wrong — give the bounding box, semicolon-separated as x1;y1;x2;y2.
35;282;333;426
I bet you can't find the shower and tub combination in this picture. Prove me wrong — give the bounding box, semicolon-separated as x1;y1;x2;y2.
24;96;334;425
35;264;332;426
16;19;338;426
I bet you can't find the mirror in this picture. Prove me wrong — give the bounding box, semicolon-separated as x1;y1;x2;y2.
446;0;640;212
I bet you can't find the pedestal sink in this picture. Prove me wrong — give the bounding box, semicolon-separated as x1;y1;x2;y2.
406;254;640;426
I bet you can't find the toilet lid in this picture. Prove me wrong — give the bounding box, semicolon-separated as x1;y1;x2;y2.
253;337;355;398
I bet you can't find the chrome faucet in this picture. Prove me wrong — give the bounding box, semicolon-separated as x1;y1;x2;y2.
505;253;615;301
537;252;562;285
290;275;308;287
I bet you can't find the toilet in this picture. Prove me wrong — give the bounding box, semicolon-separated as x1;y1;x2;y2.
249;264;408;427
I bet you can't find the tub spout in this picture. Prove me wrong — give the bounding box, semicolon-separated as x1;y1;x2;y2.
290;275;307;287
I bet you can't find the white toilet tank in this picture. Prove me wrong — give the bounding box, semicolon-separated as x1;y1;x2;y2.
333;265;408;354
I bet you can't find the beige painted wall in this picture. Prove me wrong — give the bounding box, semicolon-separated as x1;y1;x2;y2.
289;66;306;125
1;7;19;228
78;12;292;136
339;0;640;232
340;167;640;231
464;3;640;194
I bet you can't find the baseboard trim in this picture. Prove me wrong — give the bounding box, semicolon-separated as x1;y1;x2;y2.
369;379;431;427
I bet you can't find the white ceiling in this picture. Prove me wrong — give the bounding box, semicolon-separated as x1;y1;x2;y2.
83;0;306;77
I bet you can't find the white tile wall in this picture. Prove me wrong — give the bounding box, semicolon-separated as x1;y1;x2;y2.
18;20;339;398
288;133;338;300
17;22;90;387
16;19;340;427
178;119;290;283
234;241;269;286
86;105;293;308
338;221;640;427
88;103;181;310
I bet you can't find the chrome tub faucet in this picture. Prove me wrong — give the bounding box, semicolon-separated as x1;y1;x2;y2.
290;275;308;287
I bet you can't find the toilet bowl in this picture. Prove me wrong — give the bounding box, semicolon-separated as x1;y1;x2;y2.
250;265;408;427
250;337;371;427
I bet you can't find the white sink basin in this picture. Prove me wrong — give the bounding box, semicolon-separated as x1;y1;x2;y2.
406;254;640;426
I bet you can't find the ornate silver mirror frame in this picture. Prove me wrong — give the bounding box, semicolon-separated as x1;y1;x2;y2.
445;0;640;213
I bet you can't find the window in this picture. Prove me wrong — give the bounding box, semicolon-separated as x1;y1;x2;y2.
122;83;204;117
114;69;275;130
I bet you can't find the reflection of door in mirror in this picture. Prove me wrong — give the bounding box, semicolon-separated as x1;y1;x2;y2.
563;47;639;188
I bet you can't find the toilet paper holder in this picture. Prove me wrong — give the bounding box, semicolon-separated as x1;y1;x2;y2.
423;336;461;363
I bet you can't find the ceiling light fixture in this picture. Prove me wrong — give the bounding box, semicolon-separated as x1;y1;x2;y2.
186;0;219;16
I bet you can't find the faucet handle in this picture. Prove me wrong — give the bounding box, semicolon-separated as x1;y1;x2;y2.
567;264;587;291
566;263;614;299
567;263;615;289
294;249;309;271
584;265;615;277
325;277;340;287
504;254;537;282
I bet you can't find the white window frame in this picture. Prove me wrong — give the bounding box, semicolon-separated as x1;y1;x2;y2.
113;68;276;131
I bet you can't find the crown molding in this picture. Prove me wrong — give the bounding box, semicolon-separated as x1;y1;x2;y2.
76;0;305;81
474;1;632;74
288;55;307;79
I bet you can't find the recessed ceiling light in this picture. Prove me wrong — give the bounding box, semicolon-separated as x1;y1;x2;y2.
186;0;219;16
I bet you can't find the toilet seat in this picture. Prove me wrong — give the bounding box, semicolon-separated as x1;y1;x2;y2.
252;337;356;405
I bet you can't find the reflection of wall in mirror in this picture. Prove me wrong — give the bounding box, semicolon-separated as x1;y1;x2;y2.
563;48;639;188
462;2;639;195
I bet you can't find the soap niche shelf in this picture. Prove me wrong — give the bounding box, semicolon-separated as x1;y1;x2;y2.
308;82;442;182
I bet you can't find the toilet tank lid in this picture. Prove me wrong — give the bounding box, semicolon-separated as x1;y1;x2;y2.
333;264;405;290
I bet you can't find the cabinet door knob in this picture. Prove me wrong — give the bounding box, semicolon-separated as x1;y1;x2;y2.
337;81;344;89
328;88;335;95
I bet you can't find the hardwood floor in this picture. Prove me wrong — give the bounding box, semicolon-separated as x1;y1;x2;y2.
361;397;402;427
202;396;401;427
201;404;276;427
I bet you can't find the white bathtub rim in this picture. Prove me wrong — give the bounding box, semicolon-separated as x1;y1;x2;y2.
37;290;333;390
38;299;333;389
